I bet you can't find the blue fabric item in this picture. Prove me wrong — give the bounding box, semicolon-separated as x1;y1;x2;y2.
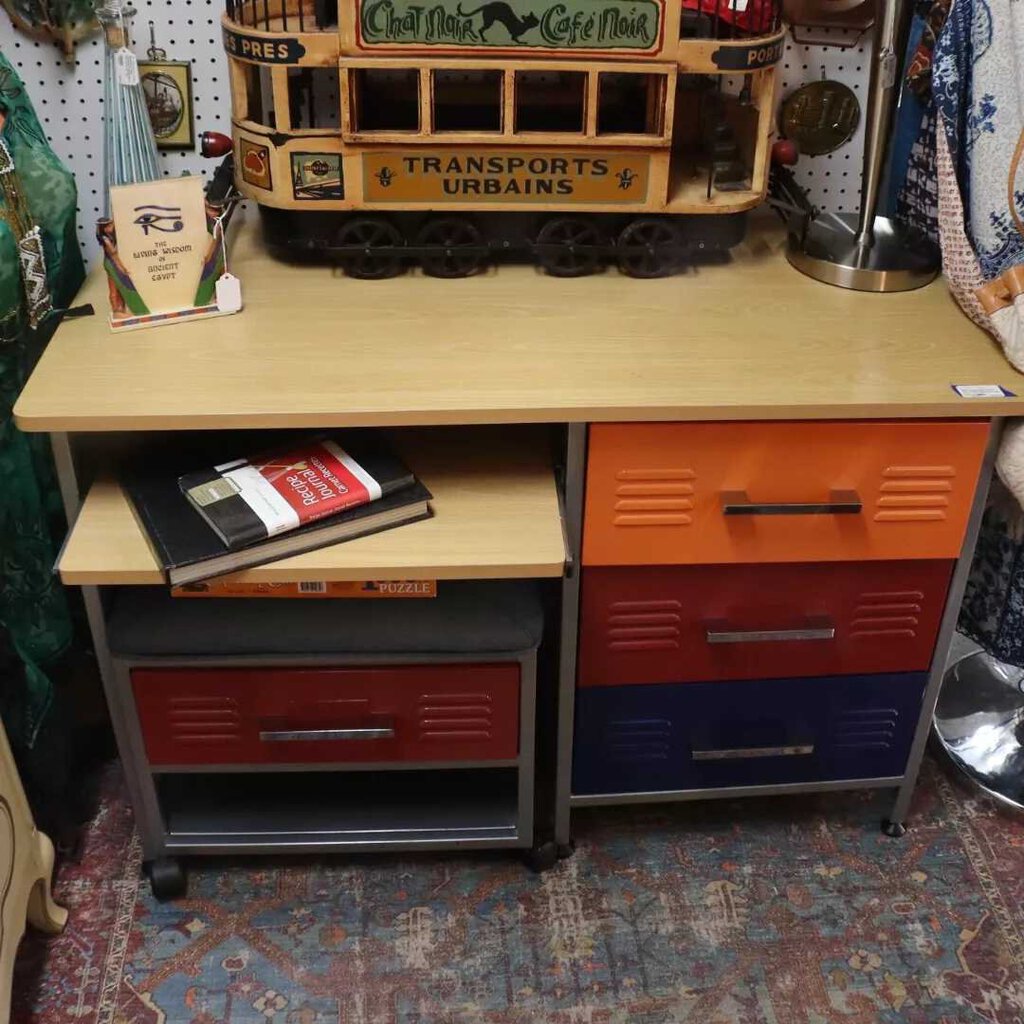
884;12;927;217
933;0;1024;279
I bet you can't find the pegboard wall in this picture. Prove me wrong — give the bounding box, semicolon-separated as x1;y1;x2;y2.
2;7;872;267
2;1;231;266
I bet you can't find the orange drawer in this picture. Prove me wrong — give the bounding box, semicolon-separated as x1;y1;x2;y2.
583;421;989;565
578;561;953;686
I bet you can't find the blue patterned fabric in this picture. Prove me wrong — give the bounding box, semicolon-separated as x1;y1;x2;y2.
961;481;1024;666
934;0;1024;667
933;0;1024;279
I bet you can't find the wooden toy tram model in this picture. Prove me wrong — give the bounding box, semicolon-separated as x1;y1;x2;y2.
221;0;785;276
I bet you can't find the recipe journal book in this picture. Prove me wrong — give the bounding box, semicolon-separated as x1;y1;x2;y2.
124;437;432;586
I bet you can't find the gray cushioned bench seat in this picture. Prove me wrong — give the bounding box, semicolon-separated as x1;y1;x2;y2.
107;581;544;657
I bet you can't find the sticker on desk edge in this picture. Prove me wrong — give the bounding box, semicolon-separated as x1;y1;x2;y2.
952;383;1017;398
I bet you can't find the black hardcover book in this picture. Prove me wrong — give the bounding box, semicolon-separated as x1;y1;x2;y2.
178;437;418;550
124;439;431;586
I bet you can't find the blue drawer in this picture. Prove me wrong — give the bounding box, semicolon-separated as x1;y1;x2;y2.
572;673;926;796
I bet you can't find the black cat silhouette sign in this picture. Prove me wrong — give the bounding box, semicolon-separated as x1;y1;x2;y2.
358;0;663;52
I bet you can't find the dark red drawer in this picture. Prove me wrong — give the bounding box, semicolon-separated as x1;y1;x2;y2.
578;561;952;686
133;664;520;766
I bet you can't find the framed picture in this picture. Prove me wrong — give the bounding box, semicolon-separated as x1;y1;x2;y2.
138;59;195;150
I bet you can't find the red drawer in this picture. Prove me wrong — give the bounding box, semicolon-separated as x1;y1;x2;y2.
578;561;953;686
132;664;520;766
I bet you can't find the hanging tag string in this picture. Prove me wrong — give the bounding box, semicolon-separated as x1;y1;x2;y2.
214;206;230;274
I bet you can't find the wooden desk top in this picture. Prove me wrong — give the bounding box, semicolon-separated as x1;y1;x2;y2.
15;210;1024;432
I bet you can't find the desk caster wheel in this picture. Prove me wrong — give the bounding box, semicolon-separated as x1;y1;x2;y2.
525;842;558;873
145;857;187;900
882;820;907;839
556;840;575;860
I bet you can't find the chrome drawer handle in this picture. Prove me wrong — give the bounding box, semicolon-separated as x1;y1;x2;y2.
705;618;836;644
720;489;862;516
258;727;396;742
692;744;814;761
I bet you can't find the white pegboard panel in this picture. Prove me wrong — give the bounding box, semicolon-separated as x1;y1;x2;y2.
2;1;230;266
2;8;872;266
778;24;873;216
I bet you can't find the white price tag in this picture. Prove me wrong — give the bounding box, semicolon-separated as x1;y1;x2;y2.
729;0;749;10
215;272;243;313
114;48;139;86
952;383;1016;398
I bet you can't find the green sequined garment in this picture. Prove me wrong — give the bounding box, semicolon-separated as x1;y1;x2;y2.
0;49;85;748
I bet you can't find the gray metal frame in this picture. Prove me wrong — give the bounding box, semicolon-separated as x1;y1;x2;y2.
885;418;1001;827
552;419;1002;834
554;423;587;847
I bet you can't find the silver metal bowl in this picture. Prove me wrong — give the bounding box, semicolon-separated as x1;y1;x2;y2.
933;634;1024;812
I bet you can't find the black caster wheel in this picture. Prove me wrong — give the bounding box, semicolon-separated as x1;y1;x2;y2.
556;840;576;860
145;857;187;900
882;820;908;839
525;841;559;873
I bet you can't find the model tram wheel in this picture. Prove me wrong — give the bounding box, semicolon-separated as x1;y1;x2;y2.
335;218;405;279
535;218;604;278
415;218;487;278
616;219;681;279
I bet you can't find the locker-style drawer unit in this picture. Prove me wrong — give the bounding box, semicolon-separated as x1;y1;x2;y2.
583;420;989;566
578;561;952;686
572;673;928;796
104;583;545;883
133;664;521;767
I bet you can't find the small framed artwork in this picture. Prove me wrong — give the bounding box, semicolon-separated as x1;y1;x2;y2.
139;59;195;150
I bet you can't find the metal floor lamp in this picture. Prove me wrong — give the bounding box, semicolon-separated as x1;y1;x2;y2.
787;0;940;292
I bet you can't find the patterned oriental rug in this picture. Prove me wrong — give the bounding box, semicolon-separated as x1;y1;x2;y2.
12;758;1024;1024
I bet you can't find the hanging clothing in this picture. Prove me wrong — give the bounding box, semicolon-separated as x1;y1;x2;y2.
0;48;84;750
933;0;1024;280
930;3;1024;666
884;0;951;242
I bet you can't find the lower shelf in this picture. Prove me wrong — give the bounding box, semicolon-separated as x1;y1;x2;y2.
156;767;524;853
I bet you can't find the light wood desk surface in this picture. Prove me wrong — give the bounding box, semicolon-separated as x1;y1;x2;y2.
15;209;1024;432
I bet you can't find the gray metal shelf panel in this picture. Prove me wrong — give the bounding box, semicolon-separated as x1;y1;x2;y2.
151;759;521;774
163;833;525;854
156;765;522;853
570;776;905;807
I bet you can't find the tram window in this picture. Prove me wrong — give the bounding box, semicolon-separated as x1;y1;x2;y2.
515;71;585;133
432;70;502;132
241;62;276;127
350;68;420;132
288;67;341;129
597;72;666;135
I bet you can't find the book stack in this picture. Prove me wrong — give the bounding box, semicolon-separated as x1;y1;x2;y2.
126;437;432;586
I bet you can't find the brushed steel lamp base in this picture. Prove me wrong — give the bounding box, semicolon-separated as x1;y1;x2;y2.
933;636;1024;814
787;211;940;293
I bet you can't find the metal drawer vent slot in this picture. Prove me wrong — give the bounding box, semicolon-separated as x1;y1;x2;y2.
851;590;924;639
875;465;955;523
416;693;494;742
607;599;682;651
167;696;242;744
605;717;673;762
833;708;900;752
613;468;696;527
